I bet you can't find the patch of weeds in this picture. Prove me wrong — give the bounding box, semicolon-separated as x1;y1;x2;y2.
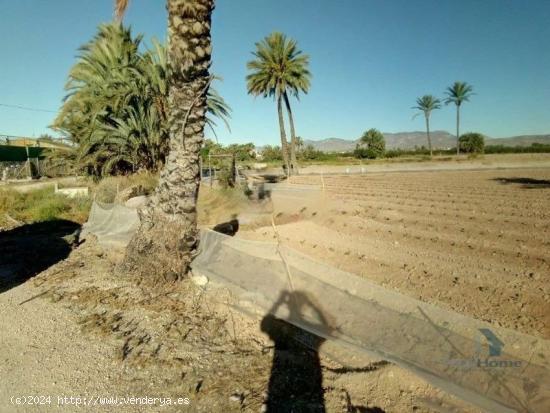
0;187;91;225
92;171;158;203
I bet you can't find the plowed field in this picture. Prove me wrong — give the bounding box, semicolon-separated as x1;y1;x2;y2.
243;167;550;338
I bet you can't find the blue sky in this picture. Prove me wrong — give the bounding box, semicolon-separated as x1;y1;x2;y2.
0;0;549;144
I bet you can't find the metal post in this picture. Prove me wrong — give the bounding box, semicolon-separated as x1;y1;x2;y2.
209;153;212;187
25;146;31;179
232;153;237;185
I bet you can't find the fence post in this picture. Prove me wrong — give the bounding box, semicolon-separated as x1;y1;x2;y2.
25;146;31;179
232;153;237;184
209;153;212;188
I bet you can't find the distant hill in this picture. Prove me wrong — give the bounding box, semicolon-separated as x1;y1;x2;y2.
302;132;550;152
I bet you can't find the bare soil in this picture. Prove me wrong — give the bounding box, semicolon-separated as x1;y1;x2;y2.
241;167;550;339
2;163;549;412
1;236;472;412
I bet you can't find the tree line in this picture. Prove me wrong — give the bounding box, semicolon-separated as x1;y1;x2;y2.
52;21;485;179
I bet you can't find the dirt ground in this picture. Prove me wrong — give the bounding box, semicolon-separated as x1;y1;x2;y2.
1;162;549;412
287;153;550;175
0;236;473;413
241;167;550;340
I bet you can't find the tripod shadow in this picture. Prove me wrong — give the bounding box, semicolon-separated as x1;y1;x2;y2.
260;290;330;412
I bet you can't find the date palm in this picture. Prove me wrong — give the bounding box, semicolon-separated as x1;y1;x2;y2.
53;24;229;176
246;32;311;175
412;95;441;158
116;0;214;281
444;81;474;155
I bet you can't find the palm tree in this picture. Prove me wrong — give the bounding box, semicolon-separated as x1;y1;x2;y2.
116;0;215;281
412;95;441;158
53;23;229;177
246;32;311;175
444;81;474;155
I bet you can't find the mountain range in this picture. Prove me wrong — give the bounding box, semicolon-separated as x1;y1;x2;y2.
302;132;550;152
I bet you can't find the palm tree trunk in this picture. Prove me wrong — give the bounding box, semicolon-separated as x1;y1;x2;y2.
123;0;214;282
277;94;291;175
283;91;299;175
425;115;432;158
456;105;460;156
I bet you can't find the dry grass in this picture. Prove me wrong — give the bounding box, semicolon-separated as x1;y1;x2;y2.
91;171;158;203
198;185;249;226
0;187;90;227
0;170;250;232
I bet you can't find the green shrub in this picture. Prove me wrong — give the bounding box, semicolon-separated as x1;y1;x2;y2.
261;145;283;162
0;187;91;225
354;147;378;159
355;129;385;159
28;196;70;221
459;132;485;153
484;143;550;154
217;157;236;189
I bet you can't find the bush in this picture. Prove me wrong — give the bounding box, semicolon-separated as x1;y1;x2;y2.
297;145;342;161
355;128;385;159
459;132;485;154
217;156;237;189
484;143;550;154
0;187;91;225
261;145;283;162
354;147;379;159
28;196;70;222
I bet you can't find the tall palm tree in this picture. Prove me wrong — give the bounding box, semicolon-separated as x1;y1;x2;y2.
117;0;214;281
444;81;474;155
412;95;441;158
246;32;311;175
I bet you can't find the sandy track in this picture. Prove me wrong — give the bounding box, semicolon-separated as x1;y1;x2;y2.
0;280;142;413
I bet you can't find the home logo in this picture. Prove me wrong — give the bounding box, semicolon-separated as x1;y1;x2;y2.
446;328;522;369
477;328;504;357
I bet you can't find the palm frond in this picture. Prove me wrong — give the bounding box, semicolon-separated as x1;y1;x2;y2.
444;81;475;106
246;32;311;100
412;95;441;117
53;22;231;177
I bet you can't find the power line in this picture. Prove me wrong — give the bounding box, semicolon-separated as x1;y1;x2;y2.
0;103;57;114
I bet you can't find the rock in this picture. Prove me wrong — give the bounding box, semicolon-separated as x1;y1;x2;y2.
191;273;209;287
116;185;146;203
125;195;148;208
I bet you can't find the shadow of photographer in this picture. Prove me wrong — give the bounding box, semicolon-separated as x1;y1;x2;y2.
260;290;331;413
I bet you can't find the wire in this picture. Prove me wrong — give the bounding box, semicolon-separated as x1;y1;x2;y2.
0;103;57;114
